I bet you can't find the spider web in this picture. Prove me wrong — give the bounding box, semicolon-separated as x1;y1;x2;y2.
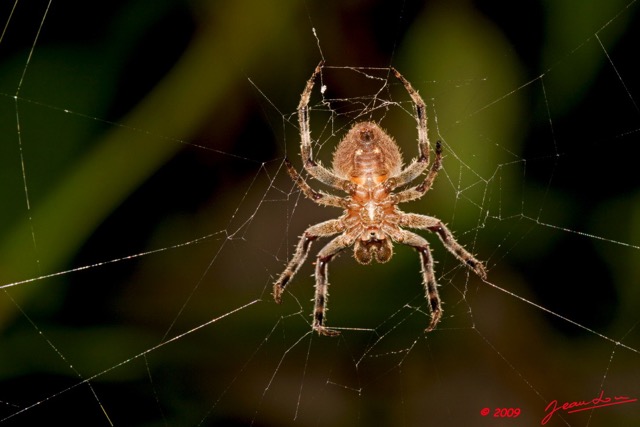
1;0;640;426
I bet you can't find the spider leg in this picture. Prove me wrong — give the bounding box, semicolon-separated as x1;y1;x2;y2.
298;62;354;192
389;68;431;189
285;158;347;208
394;141;443;203
399;213;487;279
388;229;442;332
273;219;344;303
313;234;356;336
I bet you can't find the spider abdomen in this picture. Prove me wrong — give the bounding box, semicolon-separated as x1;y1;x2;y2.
332;121;403;186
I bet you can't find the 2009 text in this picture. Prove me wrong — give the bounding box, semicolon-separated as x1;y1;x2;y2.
494;407;521;418
480;407;521;418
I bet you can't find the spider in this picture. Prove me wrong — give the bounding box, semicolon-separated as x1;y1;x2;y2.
273;63;487;336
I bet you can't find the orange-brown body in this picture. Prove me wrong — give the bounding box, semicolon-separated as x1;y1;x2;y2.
273;63;486;336
332;122;402;264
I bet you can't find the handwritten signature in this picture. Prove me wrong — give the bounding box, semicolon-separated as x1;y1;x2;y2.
541;390;637;425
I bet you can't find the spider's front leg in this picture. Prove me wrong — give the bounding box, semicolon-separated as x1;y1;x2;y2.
273;219;344;303
388;229;442;332
313;234;356;336
400;213;487;279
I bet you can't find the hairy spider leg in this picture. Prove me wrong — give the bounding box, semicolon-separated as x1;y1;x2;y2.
313;234;357;336
297;62;354;193
273;219;344;303
400;213;487;279
284;159;346;208
384;228;442;331
388;68;432;188
395;141;443;203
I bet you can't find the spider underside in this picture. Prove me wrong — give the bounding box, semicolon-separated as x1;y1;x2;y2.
273;63;487;336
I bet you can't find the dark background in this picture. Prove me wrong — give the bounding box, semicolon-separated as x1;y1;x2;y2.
1;0;639;425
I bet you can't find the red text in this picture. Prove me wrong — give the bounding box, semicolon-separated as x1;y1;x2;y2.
541;390;637;425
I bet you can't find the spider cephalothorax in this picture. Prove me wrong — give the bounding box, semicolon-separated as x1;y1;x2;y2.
273;63;487;336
